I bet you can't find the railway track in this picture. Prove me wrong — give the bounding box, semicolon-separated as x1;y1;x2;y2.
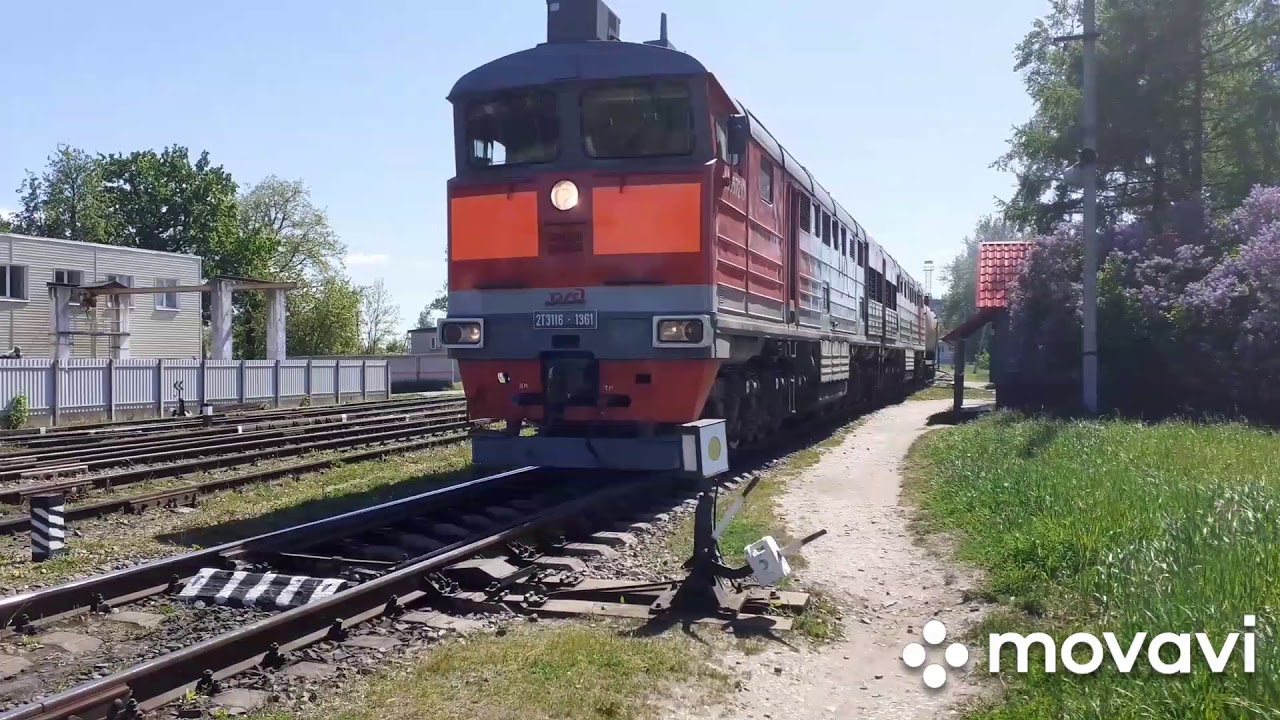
0;384;927;719
0;395;463;451
0;398;478;535
0;466;708;719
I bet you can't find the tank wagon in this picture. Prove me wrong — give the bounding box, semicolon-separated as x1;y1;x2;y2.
440;0;938;473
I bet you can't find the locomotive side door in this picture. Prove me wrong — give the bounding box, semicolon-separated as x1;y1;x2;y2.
786;183;802;414
787;184;801;329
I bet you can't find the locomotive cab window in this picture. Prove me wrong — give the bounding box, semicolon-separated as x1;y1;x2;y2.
581;82;693;159
759;156;774;204
466;90;559;167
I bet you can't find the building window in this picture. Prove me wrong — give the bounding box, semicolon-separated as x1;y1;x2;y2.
155;278;180;310
53;269;84;286
0;265;28;301
840;226;848;256
759;156;774;204
105;274;135;308
821;212;831;246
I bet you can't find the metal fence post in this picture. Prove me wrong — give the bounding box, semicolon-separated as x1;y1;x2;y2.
334;361;341;405
155;358;165;418
385;361;392;399
237;361;246;404
273;359;282;408
198;358;207;408
106;358;116;422
360;360;368;401
50;360;61;427
304;358;313;403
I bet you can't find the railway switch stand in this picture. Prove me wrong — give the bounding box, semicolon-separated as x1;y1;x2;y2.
536;474;825;629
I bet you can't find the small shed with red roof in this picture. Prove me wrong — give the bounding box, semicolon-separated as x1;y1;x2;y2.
941;241;1035;409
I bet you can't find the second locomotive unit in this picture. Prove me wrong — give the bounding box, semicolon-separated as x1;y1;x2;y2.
439;0;938;474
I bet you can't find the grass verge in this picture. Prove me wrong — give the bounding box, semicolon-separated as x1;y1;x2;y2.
0;442;472;590
248;622;728;720
905;412;1280;718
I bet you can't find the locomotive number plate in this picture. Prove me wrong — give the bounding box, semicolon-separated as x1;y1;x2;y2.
533;311;597;330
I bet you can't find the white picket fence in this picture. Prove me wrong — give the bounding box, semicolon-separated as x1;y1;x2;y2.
296;354;459;389
0;358;391;425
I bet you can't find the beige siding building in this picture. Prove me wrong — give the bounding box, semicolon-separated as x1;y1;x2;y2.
0;233;203;359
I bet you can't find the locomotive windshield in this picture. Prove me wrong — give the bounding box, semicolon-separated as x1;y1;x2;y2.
466;89;559;167
581;81;693;159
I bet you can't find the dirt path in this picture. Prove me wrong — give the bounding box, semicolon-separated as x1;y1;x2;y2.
681;399;990;720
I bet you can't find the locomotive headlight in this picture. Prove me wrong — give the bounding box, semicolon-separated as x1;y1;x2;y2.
657;319;705;343
550;180;579;211
440;320;483;347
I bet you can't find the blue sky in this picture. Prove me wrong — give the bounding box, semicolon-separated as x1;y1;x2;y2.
0;0;1045;332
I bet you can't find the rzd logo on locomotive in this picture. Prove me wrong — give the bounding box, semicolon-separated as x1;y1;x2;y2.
545;288;586;306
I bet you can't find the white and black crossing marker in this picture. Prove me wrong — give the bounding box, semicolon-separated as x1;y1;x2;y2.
177;569;350;610
30;493;66;562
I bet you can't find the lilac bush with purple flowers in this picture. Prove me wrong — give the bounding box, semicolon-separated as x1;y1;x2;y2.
1006;186;1280;421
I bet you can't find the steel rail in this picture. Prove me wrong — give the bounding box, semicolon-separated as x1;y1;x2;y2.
0;397;465;459
0;466;541;631
0;414;475;507
0;469;657;720
0;395;463;449
0;429;474;536
1;394;460;439
0;395;437;441
0;403;466;476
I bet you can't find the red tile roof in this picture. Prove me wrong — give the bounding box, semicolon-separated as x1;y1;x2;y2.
977;241;1034;309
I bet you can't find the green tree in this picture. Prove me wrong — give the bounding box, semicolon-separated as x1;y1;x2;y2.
416;282;448;328
359;278;401;354
0;213;13;233
98;146;248;273
997;0;1280;232
288;275;362;356
939;215;1021;360
233;176;355;357
13;145;110;243
237;176;344;280
383;335;409;354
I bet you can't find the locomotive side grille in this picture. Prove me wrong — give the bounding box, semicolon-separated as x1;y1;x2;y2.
546;228;585;255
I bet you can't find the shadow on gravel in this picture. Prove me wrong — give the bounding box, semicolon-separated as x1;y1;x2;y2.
154;464;484;549
619;614;799;652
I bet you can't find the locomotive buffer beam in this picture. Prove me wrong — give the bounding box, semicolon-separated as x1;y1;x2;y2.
473;419;731;476
522;476;825;631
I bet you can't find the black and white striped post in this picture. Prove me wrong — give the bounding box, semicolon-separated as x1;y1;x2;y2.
30;493;66;562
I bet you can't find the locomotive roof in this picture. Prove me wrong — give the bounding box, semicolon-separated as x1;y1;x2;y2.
450;38;918;292
448;40;707;100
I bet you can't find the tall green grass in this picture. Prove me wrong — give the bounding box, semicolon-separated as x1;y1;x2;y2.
909;413;1280;719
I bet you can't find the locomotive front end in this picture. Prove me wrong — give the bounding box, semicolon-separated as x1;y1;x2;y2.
440;1;729;475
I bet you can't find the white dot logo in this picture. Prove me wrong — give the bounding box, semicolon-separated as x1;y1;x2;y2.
902;620;969;689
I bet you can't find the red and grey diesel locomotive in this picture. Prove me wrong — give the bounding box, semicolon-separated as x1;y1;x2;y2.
440;0;939;472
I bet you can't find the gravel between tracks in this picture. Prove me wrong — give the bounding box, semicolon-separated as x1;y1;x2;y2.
663;399;993;720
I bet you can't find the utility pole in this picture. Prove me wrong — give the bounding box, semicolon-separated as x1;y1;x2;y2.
1058;0;1101;415
1081;0;1099;415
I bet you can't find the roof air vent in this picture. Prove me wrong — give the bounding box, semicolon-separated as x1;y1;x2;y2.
546;0;621;44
